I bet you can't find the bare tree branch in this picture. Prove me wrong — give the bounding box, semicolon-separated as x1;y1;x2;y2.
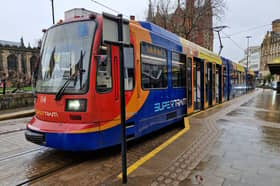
146;0;226;50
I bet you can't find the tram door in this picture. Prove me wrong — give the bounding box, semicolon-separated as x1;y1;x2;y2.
194;58;204;111
95;45;135;123
95;45;121;123
216;64;222;103
206;63;212;107
223;65;228;101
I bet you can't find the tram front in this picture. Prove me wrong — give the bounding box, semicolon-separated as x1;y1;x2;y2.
25;15;107;151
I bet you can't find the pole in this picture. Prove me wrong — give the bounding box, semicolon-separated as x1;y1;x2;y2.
246;36;252;93
213;26;228;56
217;30;223;56
118;14;127;184
51;0;55;24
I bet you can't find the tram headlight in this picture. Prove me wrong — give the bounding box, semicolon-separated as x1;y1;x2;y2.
65;99;87;112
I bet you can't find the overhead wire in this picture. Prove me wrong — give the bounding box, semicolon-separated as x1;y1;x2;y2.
222;24;271;38
89;0;130;18
221;31;245;52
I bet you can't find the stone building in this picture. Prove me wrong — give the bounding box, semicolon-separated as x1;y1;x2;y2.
147;0;214;51
260;19;280;80
0;39;39;87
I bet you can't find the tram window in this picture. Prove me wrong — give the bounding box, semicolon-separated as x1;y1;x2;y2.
172;52;186;87
187;57;192;106
212;64;215;100
124;47;135;90
230;69;235;85
206;63;211;101
141;42;167;89
223;66;227;86
96;45;112;92
238;72;241;84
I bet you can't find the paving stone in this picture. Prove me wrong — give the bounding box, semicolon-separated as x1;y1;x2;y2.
170;173;177;179
214;167;241;181
163;171;170;176
175;168;182;173
157;176;165;181
150;182;159;186
164;178;172;184
222;179;254;186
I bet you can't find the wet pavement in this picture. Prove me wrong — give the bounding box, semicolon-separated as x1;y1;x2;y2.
0;116;182;185
122;89;280;186
1;89;280;186
179;89;280;186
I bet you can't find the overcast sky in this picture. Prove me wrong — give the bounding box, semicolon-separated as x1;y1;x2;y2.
0;0;279;61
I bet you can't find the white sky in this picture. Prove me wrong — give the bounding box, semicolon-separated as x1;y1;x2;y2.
0;0;279;61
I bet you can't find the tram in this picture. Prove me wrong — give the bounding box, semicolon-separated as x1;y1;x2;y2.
25;10;255;151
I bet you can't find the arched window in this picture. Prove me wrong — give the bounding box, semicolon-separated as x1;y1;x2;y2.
30;56;37;74
7;54;17;71
21;54;27;74
0;53;3;71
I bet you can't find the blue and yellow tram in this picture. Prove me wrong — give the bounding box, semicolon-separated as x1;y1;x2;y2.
25;11;255;151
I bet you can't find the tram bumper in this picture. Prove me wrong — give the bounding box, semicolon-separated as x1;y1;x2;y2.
25;130;46;145
25;117;121;151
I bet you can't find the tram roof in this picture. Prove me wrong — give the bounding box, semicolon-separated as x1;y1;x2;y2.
137;21;222;65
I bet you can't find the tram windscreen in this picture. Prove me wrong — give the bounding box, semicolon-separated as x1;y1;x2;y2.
34;21;96;94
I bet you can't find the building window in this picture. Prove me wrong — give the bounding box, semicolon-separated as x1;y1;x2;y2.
21;54;26;74
172;52;186;87
0;55;3;71
7;54;17;72
141;42;167;89
30;56;37;74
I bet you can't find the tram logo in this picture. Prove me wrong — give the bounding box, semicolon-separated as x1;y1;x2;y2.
154;98;187;113
40;96;47;104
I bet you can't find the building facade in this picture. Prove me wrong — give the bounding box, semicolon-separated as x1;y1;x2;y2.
147;0;214;51
239;46;261;74
260;19;280;80
0;39;39;86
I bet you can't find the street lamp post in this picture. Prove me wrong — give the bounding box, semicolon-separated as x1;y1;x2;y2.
50;0;55;24
246;36;252;92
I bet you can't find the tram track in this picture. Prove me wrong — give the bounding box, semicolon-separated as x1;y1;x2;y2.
0;122;183;185
16;158;86;186
0;128;26;136
0;147;45;163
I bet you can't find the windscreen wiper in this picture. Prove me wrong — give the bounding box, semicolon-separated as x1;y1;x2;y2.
55;50;85;101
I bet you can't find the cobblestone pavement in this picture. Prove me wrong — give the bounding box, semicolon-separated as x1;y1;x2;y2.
179;90;280;186
147;92;257;186
121;89;280;186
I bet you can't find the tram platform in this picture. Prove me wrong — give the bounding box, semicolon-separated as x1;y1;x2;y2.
111;89;280;186
0;106;34;121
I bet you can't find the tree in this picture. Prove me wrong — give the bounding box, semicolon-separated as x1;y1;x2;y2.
146;0;226;50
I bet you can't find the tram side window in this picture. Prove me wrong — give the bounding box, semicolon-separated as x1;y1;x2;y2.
96;45;112;92
124;47;135;90
230;69;235;86
206;63;212;101
187;57;192;106
172;52;186;87
141;42;167;89
223;66;227;86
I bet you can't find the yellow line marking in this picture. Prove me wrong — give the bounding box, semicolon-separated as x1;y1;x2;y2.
117;96;240;179
118;118;190;179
